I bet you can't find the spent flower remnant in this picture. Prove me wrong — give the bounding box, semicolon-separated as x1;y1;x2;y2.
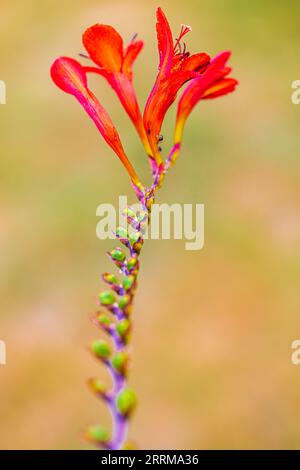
51;6;238;450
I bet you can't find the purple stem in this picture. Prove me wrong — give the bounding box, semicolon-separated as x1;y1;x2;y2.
107;335;127;450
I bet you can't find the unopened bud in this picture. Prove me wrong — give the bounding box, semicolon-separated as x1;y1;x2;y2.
116;319;130;339
116;226;128;239
129;231;142;246
102;273;118;285
122;275;135;291
88;378;108;396
116;388;137;416
118;294;130;310
99;291;115;306
86;425;109;444
110;248;126;262
97;313;111;328
123;207;136;220
111;352;127;374
91;339;111;359
127;257;137;271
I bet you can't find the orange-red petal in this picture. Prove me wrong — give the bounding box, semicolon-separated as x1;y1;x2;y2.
202;78;238;100
51;57;140;185
50;56;88;96
122;40;143;80
83;24;123;73
156;7;173;74
174;51;237;145
182;52;210;72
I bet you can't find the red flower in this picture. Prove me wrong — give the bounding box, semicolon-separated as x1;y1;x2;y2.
143;7;210;164
51;8;238;188
169;51;238;165
50;56;142;188
82;25;153;160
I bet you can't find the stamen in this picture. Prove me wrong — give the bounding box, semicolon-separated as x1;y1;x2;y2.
173;24;192;54
130;33;138;43
158;135;164;142
79;53;90;59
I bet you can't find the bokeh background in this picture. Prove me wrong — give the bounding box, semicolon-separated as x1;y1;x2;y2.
1;0;300;449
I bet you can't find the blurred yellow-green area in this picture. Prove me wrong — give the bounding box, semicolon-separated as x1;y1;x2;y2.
1;0;300;450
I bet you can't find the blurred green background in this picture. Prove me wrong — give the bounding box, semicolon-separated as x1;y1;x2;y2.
1;0;300;449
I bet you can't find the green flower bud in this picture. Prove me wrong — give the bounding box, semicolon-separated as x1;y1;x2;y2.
86;425;109;443
89;378;107;395
116;319;130;338
111;352;127;373
99;290;115;306
116;388;137;416
91;339;111;359
127;257;137;270
116;226;128;239
129;231;142;245
132;241;142;254
123;207;136;220
110;248;126;262
122;275;135;291
97;313;111;327
102;273;118;285
118;294;130;310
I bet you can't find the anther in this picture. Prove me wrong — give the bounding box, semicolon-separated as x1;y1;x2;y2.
79;53;90;59
131;33;138;42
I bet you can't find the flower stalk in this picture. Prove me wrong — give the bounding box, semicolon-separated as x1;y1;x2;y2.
86;184;158;450
50;6;237;450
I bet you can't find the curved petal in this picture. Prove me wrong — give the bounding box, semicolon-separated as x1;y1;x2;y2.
122;40;143;80
51;57;141;186
174;51;237;147
84;66;152;159
202;78;238;99
144;69;196;158
156;7;173;74
50;56;88;96
182;52;210;72
83;24;123;73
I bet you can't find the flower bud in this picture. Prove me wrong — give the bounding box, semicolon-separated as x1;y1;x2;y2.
98;290;115;306
118;294;130;310
122;275;135;291
111;352;127;374
109;248;126;262
97;313;111;329
85;425;109;444
91;339;111;359
88;378;108;396
123;207;136;220
127;257;138;271
132;241;143;254
116;226;128;239
116;319;130;339
116;388;137;416
102;273;118;285
129;231;142;246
